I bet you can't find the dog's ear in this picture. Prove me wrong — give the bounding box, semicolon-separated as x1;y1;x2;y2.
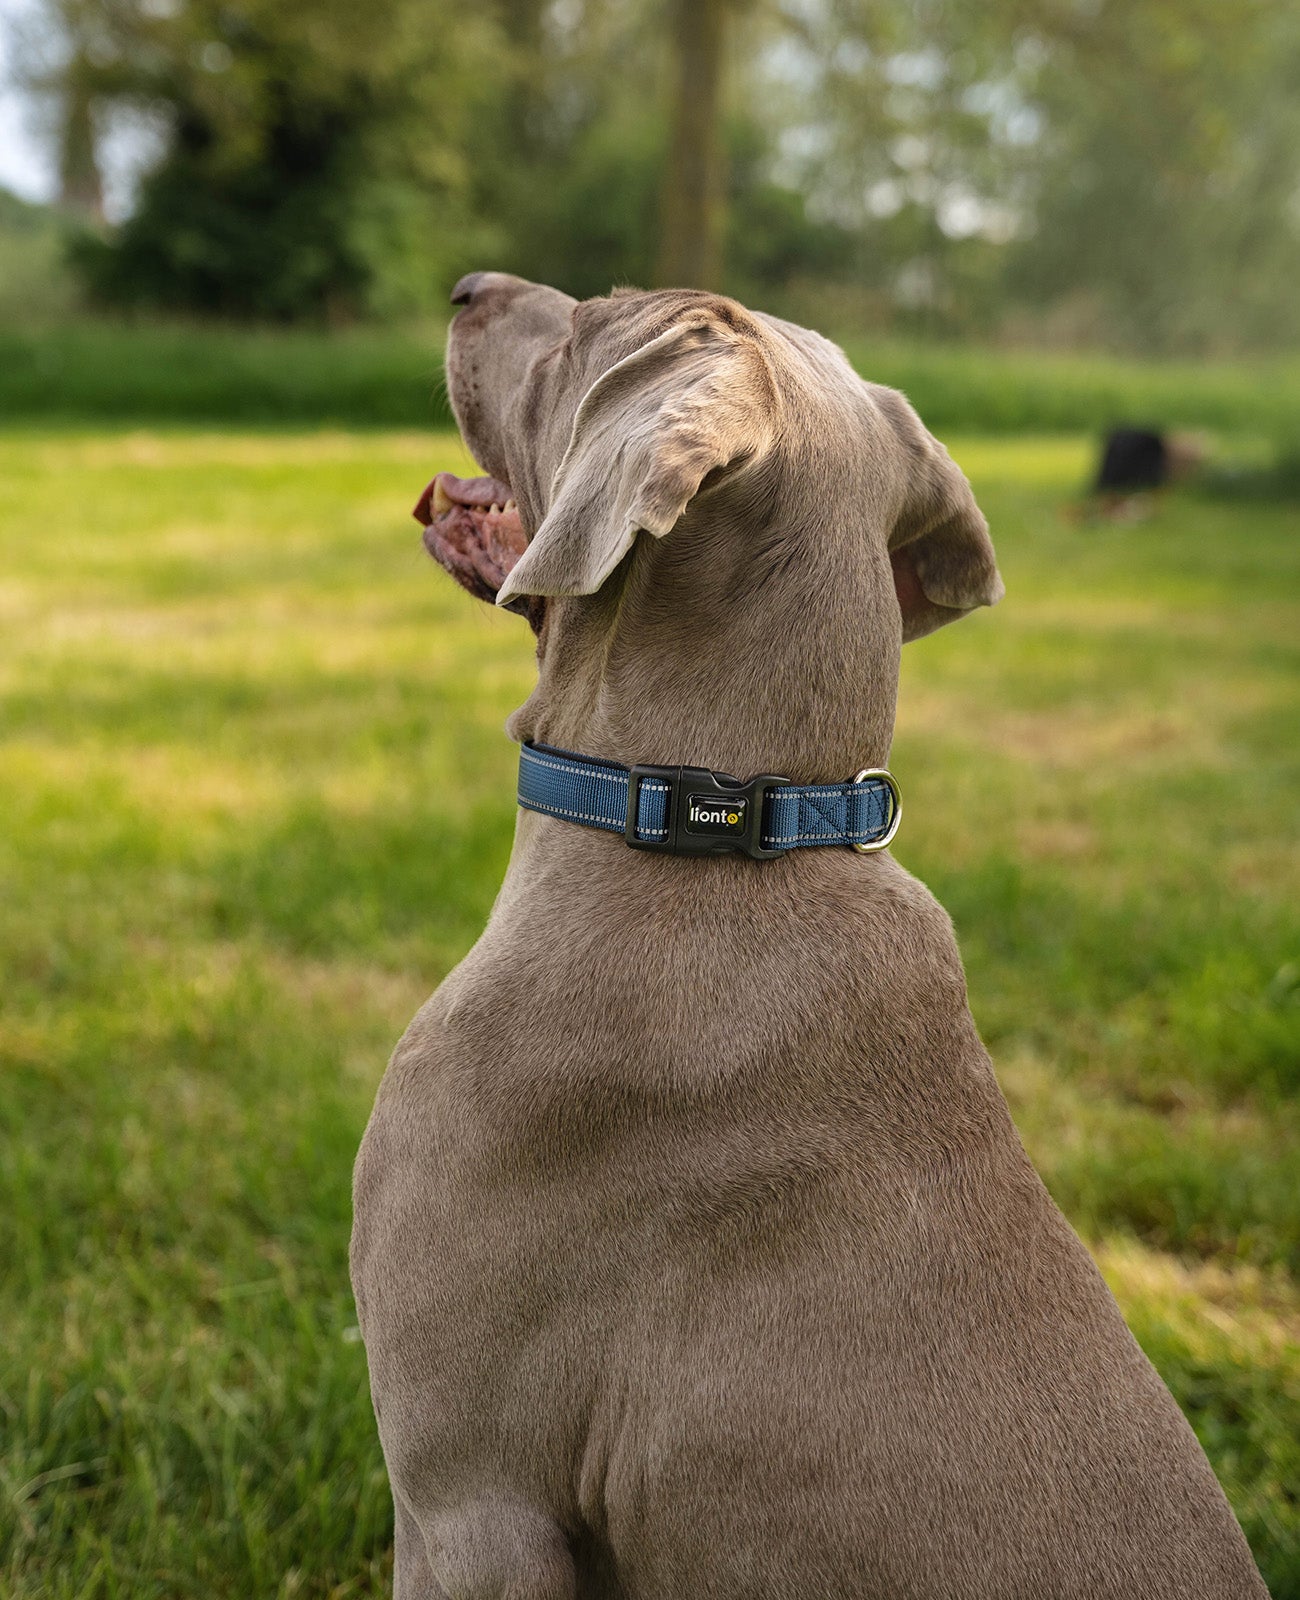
875;389;1004;642
496;318;776;605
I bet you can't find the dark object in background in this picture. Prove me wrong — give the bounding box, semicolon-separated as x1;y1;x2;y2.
1095;428;1170;492
1081;426;1206;521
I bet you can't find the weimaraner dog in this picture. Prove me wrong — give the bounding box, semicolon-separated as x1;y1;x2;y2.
351;273;1266;1599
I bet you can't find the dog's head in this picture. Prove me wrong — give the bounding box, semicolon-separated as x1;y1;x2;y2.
419;272;1002;771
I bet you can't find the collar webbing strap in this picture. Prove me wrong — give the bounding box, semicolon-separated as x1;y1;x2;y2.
517;741;901;860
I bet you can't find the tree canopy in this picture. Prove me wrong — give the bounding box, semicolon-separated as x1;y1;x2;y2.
16;0;1300;349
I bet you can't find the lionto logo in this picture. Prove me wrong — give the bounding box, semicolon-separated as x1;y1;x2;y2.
683;793;748;837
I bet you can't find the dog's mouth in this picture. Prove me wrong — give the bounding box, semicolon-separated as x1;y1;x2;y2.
414;471;527;606
414;471;517;526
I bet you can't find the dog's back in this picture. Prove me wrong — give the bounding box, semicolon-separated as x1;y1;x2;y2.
354;843;1262;1598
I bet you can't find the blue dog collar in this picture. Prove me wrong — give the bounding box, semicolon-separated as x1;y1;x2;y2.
517;741;901;860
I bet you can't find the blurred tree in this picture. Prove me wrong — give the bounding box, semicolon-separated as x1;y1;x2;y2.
468;0;812;298
454;0;664;298
723;114;857;302
656;0;729;287
757;0;1042;334
58;47;103;218
41;0;501;319
13;0;117;220
15;0;1299;346
763;0;1300;350
1005;0;1300;352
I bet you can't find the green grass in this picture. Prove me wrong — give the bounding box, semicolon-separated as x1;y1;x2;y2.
844;340;1300;443
0;325;454;430
1;428;1297;1596
5;318;1300;448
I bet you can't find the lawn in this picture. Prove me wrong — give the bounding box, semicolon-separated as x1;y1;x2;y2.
1;427;1297;1598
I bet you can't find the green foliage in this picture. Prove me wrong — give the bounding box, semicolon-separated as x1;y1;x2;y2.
72;153;376;322
56;0;500;319
0;321;453;426
0;188;79;322
1009;0;1300;353
6;318;1300;452
481;104;668;300
742;0;1300;351
19;0;1300;347
723;120;857;302
0;427;1297;1594
842;339;1300;444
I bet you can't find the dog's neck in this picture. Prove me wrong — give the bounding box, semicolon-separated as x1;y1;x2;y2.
506;501;902;785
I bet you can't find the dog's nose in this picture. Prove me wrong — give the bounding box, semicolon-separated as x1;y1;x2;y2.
450;272;489;307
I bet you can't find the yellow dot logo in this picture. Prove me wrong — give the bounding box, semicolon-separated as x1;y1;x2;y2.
727;812;739;825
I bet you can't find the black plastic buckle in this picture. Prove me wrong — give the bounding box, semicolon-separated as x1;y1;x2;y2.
624;765;790;859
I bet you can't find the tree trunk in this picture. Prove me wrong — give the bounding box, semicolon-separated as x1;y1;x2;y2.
498;0;545;149
58;53;104;220
656;0;728;289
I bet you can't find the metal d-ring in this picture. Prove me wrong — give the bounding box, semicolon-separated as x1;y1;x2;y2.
850;767;902;853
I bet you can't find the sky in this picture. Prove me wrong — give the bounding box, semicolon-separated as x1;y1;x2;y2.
0;89;47;201
0;0;56;202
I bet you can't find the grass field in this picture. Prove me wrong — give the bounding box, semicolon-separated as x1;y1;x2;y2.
1;427;1297;1597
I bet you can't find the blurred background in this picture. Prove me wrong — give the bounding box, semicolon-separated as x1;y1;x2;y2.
1;0;1297;1596
4;0;1300;345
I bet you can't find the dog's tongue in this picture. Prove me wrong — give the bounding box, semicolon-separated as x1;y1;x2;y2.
413;470;515;526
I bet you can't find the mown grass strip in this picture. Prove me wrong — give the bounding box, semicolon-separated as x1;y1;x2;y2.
4;320;1300;445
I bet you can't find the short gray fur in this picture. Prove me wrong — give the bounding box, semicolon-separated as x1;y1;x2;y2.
351;274;1267;1600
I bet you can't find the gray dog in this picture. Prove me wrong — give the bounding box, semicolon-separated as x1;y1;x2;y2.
350;274;1266;1599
